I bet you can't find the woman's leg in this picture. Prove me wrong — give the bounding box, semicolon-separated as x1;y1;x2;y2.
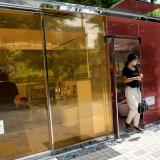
133;111;140;127
126;108;138;125
125;87;139;125
133;88;143;131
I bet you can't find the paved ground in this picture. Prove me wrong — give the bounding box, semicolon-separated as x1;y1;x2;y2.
16;122;160;160
70;124;160;160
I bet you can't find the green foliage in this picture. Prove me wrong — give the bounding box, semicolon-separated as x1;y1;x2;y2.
52;0;120;8
146;8;160;17
152;0;159;3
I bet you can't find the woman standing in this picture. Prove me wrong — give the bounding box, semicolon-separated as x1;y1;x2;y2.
122;53;143;132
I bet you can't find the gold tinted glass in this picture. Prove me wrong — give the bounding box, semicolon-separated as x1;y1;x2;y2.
44;10;113;149
0;10;50;159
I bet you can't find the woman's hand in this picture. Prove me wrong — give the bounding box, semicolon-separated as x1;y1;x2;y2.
134;76;142;81
123;76;141;83
135;74;143;81
140;73;143;78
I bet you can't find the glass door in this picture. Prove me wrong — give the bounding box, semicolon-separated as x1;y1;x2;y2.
43;10;114;149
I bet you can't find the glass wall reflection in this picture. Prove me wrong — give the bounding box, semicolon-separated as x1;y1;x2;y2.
0;10;50;160
44;11;113;149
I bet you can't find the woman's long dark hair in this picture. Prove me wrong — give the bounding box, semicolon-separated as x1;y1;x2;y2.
125;61;129;67
125;53;138;67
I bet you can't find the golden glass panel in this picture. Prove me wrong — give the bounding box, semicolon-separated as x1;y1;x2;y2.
44;11;113;149
0;10;50;160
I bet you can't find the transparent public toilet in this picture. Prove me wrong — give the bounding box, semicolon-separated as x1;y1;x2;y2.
0;0;159;159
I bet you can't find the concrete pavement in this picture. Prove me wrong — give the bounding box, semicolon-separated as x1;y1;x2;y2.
71;123;160;160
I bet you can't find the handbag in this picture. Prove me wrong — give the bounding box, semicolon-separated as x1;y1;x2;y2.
138;99;148;114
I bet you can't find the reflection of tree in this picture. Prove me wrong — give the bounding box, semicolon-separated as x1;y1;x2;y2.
0;10;107;89
47;50;87;83
44;14;88;87
84;16;104;33
0;12;41;29
0;48;44;82
44;13;74;31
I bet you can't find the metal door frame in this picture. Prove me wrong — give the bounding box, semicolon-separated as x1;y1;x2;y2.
107;35;142;138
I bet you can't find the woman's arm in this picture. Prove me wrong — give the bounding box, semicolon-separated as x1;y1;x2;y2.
123;76;142;83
